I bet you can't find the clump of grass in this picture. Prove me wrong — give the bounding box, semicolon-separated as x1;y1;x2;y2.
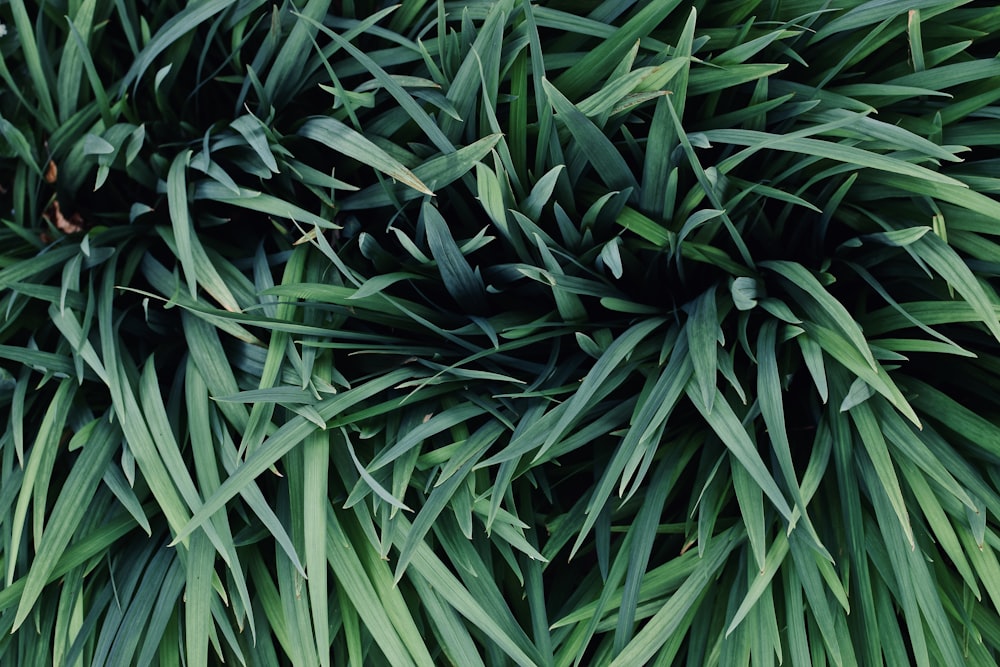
3;1;1000;664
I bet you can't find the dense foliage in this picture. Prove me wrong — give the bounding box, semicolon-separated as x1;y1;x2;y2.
4;0;1000;664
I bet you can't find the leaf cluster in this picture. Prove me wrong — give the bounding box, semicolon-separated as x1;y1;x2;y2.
3;0;1000;665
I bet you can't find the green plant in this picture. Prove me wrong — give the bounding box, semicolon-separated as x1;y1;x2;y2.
4;0;1000;664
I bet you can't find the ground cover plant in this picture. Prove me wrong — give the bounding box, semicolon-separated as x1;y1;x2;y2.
3;0;1000;664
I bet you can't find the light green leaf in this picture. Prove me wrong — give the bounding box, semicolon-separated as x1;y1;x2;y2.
12;416;117;630
909;233;1000;343
686;287;718;413
839;377;876;411
727;531;790;636
299;116;432;196
850;401;914;548
806;323;920;427
231;114;279;173
167;150;198;297
608;528;740;666
704;129;969;187
185;531;215;667
170;369;416;546
341;133;501;210
686;383;794;522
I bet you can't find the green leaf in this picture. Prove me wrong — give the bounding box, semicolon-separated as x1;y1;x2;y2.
306;12;455;154
861;226;931;247
184;531;216;667
536;318;665;462
522;165;564;221
8;379;75;587
341;134;501;210
82;133;115;156
7;0;57;128
849;401;914;548
298;116;433;196
839;377;875;411
552;0;684;100
686;383;794;522
762;260;877;371
193;181;336;230
12;416;117;630
167;150;198;297
422;201;488;313
727;531;790;636
608;528;740;666
346;432;411;512
322;509;427;667
909;233;1000;343
264;0;333;102
686;287;719;413
543;78;638;194
231;114;279;173
732;460;767;573
170;368;416;546
119;0;235;93
0;114;41;175
806;323;921;427
731;277;759;311
396;513;543;666
704;129;969;187
813;0;959;40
